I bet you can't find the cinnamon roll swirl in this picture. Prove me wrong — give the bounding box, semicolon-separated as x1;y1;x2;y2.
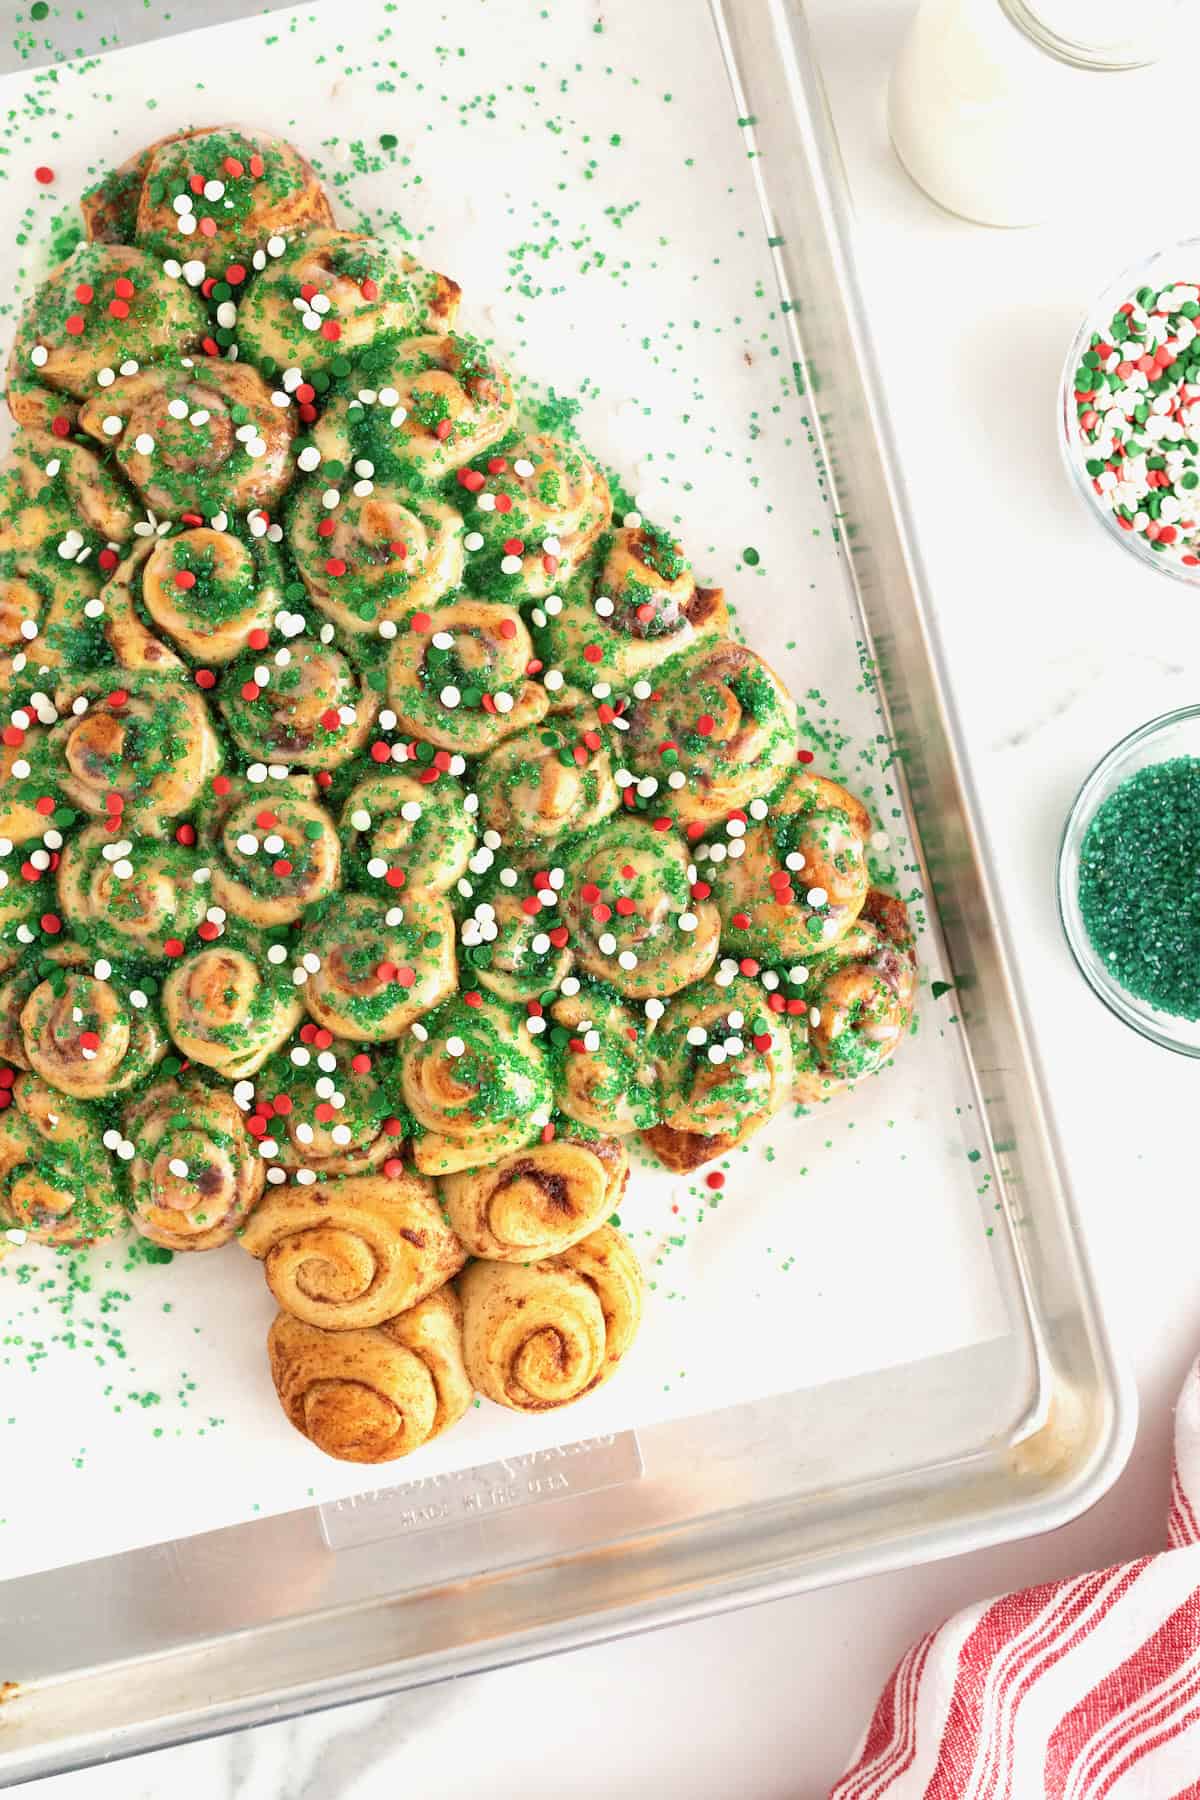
205;778;341;927
162;943;303;1078
123;1078;265;1251
20;959;166;1099
467;880;575;1007
386;598;548;754
474;710;619;864
548;986;659;1135
288;485;463;635
339;771;475;898
299;892;457;1041
458;1224;643;1413
218;638;378;772
0;1071;122;1245
47;674;221;824
561;817;721;998
440;1134;627;1261
791;890;917;1103
57;823;206;956
461;433;610;597
257;1036;399;1178
108;528;284;666
399;996;553;1175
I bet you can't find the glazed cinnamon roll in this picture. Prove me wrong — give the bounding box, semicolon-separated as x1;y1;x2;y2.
541;525;728;686
339;770;475;898
0;733;55;849
47;674;220;824
386;599;547;754
440;1134;627;1261
57;822;206;956
474;710;619;864
107;528;284;666
620;641;798;828
467;880;575;1006
314;332;515;480
257;1036;399;1178
299;892;457;1041
399;996;553;1175
458;1224;643;1413
6;242;206;431
162;943;303;1078
791;890;917;1103
561;817;720;998
267;1287;471;1464
548;986;659;1135
237;228;460;372
708;767;870;962
83;126;333;262
205;777;341;926
78;359;296;521
461;433;610;597
288;484;463;634
123;1077;265;1250
20;959;166;1099
0;1071;122;1245
641;975;794;1173
218;638;378;771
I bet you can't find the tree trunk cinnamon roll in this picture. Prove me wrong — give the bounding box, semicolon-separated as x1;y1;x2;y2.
0;1071;122;1246
256;1036;399;1178
708;767;871;963
462;433;611;597
641;975;794;1173
339;770;475;898
57;822;206;957
440;1134;628;1261
298;891;457;1041
20;959;166;1099
791;889;917;1104
474;709;619;865
238;228;460;373
205;777;341;927
78;360;296;521
548;986;659;1134
48;674;220;824
218;638;379;771
162;944;303;1078
458;1223;643;1413
620;641;798;828
386;599;548;753
266;1286;471;1464
288;484;463;635
400;996;553;1175
561;817;721;999
123;1077;265;1251
240;1172;466;1331
111;528;284;666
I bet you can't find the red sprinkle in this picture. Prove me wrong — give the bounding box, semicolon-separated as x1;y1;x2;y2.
320;320;341;342
370;742;391;763
540;1122;556;1143
174;569;197;590
65;313;86;337
360;277;379;301
50;415;71;438
410;611;432;634
706;1171;725;1190
197;921;221;941
40;913;62;935
383;1117;404;1137
195;668;217;690
108;298;130;320
351;1054;372;1073
113;277;135;300
34;166;54;185
176;823;197;846
98;548;119;572
163;937;185;957
394;966;416;988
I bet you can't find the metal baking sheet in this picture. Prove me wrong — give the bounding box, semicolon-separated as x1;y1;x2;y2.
0;0;1132;1779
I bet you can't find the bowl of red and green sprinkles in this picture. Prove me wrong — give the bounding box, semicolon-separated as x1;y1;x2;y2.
1060;245;1200;580
1058;706;1200;1052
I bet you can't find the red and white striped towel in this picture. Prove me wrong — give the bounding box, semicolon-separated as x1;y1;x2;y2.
833;1362;1200;1798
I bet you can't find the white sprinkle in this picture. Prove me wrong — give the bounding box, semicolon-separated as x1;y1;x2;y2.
182;259;206;286
749;798;769;820
464;531;484;552
726;818;746;838
678;913;698;932
29;345;48;368
707;1043;727;1065
101;415;123;437
446;1035;465;1057
594;596;614;617
543;669;564;692
267;235;287;257
617;950;638;971
598;932;617;954
687;1026;708;1046
440;685;461;708
543;595;563;615
322;488;340;510
806;886;828;908
134;433;155;456
789;965;809;984
514;458;535;477
216;301;237;329
785;851;805;872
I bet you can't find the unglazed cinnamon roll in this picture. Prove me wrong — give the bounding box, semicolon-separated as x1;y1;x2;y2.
256;1036;399;1178
205;777;341;926
288;484;463;634
314;332;515;481
77;359;296;521
0;1071;122;1245
107;528;284;666
339;770;475;898
474;709;619;865
47;674;221;824
399;996;553;1175
548;985;659;1134
267;1287;471;1463
541;525;728;685
123;1077;265;1250
641;975;794;1173
57;823;206;956
218;638;379;770
620;640;798;828
458;1224;643;1413
561;817;721;998
708;767;870;962
82;126;333;262
466;880;574;1006
791;890;917;1104
239;1172;466;1331
237;228;460;371
440;1134;628;1261
298;892;457;1040
162;943;303;1077
20;959;166;1099
6;243;206;431
459;433;611;597
386;599;548;753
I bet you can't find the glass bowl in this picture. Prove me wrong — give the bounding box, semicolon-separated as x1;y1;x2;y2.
1058;239;1200;585
1058;703;1200;1054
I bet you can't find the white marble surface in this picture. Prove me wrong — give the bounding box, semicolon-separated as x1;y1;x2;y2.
21;2;1200;1795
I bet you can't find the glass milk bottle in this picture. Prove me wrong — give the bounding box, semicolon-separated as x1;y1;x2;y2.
888;0;1178;227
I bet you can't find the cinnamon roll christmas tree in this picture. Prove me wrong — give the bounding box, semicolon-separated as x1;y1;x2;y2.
0;126;918;1464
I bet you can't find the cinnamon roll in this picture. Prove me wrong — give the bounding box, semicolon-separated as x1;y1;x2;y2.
57;822;206;957
474;709;619;865
162;943;303;1078
266;1287;471;1463
399;996;553;1175
123;1077;265;1250
0;1071;122;1245
466;878;575;1007
218;638;378;771
47;674;220;824
561;816;720;998
78;359;296;521
541;526;728;685
237;228;460;372
440;1134;627;1261
620;640;798;828
791;890;917;1103
240;1171;466;1331
460;433;610;597
548;985;659;1134
339;770;475;898
287;484;463;634
205;777;341;926
257;1036;399;1178
107;528;283;666
299;892;457;1041
20;958;166;1099
458;1224;643;1413
386;598;547;753
641;975;794;1173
